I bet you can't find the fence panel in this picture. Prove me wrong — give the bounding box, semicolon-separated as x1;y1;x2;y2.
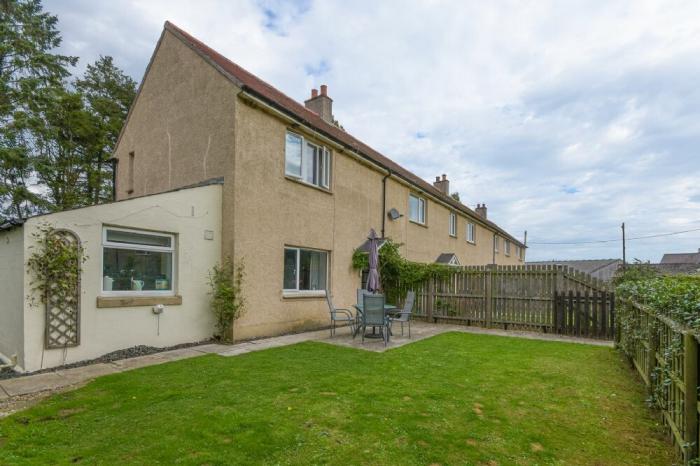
617;299;700;463
411;264;614;339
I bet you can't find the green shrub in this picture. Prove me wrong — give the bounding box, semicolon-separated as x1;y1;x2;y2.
616;275;700;329
208;257;246;343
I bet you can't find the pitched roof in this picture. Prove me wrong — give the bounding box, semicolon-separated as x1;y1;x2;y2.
660;252;700;264
162;21;524;247
526;259;622;281
435;253;460;265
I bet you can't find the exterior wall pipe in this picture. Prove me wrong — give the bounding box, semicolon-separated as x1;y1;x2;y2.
381;170;392;238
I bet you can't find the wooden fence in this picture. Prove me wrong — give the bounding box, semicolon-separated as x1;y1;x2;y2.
617;299;699;463
406;264;614;339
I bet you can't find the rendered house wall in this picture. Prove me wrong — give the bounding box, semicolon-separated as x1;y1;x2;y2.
19;184;222;372
0;227;25;366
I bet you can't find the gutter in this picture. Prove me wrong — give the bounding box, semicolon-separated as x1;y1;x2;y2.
238;90;524;246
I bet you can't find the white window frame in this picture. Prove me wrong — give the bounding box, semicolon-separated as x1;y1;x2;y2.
467;222;476;244
285;131;331;189
449;212;457;237
101;226;176;297
409;193;426;225
505;239;511;256
494;235;500;253
283;246;329;296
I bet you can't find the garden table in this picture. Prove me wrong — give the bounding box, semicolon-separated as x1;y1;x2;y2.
352;303;399;338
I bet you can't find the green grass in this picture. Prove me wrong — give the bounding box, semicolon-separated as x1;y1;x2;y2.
0;333;676;465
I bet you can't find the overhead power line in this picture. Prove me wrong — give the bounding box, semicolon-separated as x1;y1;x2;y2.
528;227;700;245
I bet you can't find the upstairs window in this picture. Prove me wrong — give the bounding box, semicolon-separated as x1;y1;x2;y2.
449;212;457;237
285;131;331;189
409;194;426;224
102;227;175;295
505;239;511;256
494;236;500;253
467;222;476;243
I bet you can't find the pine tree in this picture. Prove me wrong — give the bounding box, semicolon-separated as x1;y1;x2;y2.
76;56;136;204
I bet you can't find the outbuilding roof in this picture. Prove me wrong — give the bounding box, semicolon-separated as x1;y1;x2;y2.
163;21;525;247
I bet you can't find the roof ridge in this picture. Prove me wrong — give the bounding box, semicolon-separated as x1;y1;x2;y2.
162;21;525;246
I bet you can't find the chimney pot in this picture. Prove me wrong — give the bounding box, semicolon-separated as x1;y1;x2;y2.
305;85;334;123
476;203;488;219
433;174;449;196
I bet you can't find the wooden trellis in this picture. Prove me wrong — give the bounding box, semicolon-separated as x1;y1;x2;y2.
44;229;82;349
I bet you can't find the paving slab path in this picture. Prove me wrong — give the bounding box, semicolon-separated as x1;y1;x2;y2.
0;322;612;413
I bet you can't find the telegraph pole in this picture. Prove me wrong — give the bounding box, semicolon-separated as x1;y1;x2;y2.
621;222;626;270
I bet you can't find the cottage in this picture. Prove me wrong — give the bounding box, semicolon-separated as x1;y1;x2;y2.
0;22;525;372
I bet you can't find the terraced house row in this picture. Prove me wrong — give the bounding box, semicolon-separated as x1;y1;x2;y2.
0;21;525;372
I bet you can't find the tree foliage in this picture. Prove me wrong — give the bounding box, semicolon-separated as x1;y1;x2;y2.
0;1;136;223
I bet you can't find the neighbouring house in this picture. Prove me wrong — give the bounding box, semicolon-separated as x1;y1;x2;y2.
527;259;622;282
660;249;700;264
0;21;525;372
652;249;700;275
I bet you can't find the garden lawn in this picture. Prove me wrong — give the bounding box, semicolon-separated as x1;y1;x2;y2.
0;332;676;465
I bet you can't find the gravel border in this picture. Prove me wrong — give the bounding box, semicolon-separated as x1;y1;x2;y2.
0;339;214;380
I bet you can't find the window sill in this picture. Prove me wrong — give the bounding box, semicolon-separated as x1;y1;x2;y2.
282;290;327;299
449;234;457;238
96;295;182;308
467;240;476;246
409;220;428;228
284;176;332;195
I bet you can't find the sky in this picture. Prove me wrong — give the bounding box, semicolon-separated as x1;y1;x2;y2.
43;0;700;262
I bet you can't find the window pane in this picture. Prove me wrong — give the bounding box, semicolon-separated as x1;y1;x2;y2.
409;195;419;221
106;229;171;248
299;249;327;290
419;199;425;223
285;132;302;177
103;247;172;291
303;143;317;184
283;249;298;290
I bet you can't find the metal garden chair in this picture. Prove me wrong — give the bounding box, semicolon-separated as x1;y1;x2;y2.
361;294;390;346
326;292;355;337
389;291;415;338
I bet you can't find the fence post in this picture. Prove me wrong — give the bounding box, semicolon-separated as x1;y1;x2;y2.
684;332;698;460
646;320;658;395
426;277;434;322
485;266;493;328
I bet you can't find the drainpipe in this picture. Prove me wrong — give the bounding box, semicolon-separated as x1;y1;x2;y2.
492;233;497;265
381;170;392;238
0;354;17;370
108;157;119;202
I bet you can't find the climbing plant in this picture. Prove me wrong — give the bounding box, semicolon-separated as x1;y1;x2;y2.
351;239;452;302
208;257;246;343
26;224;86;348
26;224;86;307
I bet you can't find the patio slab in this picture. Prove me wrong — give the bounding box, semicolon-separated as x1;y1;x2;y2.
1;372;68;397
56;363;119;385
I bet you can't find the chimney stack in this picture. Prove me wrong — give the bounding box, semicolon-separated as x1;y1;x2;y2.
305;84;334;124
475;203;487;219
433;174;449;196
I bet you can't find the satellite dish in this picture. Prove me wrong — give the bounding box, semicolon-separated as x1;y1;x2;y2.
387;208;402;220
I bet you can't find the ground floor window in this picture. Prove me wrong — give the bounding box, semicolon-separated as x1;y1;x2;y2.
283;247;328;291
102;227;175;294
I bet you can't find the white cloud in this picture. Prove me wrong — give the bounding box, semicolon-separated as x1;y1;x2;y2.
44;0;700;262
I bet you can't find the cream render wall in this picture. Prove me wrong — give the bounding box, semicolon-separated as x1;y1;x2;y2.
0;227;24;365
19;185;221;372
114;30;237;200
